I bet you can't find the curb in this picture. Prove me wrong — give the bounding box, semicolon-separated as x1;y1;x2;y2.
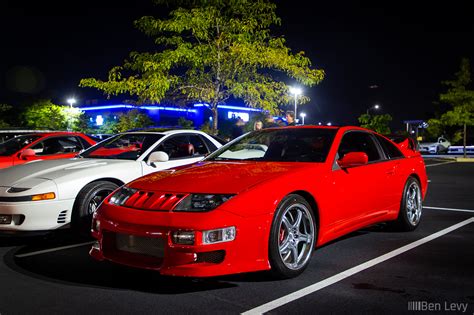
455;157;474;162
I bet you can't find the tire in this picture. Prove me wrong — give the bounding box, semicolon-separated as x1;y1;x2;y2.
71;181;119;236
268;194;316;279
392;177;422;231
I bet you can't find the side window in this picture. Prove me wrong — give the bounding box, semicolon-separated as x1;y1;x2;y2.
77;136;93;149
30;138;62;155
338;132;381;162
189;135;209;155
200;135;218;152
31;137;83;155
375;135;404;159
155;135;194;160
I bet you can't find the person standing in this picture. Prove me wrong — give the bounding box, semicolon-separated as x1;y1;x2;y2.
253;120;263;131
286;111;296;126
231;117;246;139
264;114;279;128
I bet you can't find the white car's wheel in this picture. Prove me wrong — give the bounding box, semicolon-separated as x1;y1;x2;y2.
72;181;119;236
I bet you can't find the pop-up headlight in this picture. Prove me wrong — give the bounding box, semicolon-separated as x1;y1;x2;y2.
173;194;234;212
109;186;137;206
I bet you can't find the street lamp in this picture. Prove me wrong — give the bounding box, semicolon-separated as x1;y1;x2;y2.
327;122;332;126
366;104;380;115
289;86;302;118
300;112;306;125
67;98;76;108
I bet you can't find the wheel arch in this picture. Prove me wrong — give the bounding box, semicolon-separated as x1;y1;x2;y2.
288;190;320;233
72;178;124;210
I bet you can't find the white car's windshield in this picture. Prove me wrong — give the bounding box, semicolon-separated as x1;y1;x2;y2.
206;128;337;162
79;133;163;160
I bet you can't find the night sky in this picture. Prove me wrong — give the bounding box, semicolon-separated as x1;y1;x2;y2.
1;0;473;129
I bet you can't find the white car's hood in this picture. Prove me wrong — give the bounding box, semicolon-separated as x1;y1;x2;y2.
0;158;136;188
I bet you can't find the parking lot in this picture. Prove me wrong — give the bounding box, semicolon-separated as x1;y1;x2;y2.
0;159;473;315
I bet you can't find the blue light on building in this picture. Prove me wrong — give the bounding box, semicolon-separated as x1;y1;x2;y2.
77;103;262;128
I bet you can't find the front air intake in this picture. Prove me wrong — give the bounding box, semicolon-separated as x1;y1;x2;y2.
57;210;68;224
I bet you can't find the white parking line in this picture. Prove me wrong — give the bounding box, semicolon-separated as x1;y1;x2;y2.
425;160;456;167
15;241;95;258
424;206;474;213
241;217;474;315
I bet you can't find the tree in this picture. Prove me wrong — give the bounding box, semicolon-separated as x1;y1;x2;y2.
358;113;392;134
115;109;154;132
438;58;474;158
0;104;12;128
80;0;324;133
21;100;83;131
178;117;194;128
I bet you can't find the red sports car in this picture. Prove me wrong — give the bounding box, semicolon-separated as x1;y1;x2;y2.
0;132;96;169
90;126;427;278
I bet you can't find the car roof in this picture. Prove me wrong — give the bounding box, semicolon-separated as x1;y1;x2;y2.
16;132;89;138
122;129;208;136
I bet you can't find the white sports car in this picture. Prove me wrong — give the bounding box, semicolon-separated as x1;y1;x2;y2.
0;130;222;234
419;137;450;154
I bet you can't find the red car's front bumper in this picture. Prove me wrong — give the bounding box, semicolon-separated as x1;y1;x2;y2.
90;203;272;277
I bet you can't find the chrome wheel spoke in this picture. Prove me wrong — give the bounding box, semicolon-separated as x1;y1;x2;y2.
277;202;315;271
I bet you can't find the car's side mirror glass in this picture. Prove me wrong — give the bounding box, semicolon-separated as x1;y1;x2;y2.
147;151;169;166
337;152;368;168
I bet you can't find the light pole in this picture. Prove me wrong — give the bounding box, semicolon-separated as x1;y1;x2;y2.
67;98;76;108
300;113;306;125
366;104;380;115
289;87;302;118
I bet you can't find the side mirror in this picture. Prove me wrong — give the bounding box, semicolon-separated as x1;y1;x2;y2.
337;152;368;168
19;149;36;160
147;151;169;165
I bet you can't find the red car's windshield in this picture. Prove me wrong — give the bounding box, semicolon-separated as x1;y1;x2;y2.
207;128;337;162
0;135;41;156
79;133;163;160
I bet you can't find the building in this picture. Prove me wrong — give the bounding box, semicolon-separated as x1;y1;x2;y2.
78;103;263;129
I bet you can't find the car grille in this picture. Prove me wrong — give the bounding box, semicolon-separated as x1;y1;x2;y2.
114;233;165;258
123;191;186;211
196;250;225;264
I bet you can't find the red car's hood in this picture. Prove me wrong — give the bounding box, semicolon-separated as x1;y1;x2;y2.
130;161;319;194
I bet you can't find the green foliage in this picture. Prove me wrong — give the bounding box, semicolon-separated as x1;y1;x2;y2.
80;0;324;132
435;58;474;155
358;113;392;134
21;100;83;131
178;117;194;128
115;109;154;132
199;121;214;135
0;104;13;128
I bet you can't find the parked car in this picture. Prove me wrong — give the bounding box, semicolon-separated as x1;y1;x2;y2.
419;137;450;154
90;126;428;278
386;134;420;152
0;130;222;234
0;132;96;169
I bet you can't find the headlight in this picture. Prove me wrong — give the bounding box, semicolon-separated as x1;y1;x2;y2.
109;186;137;206
173;194;234;212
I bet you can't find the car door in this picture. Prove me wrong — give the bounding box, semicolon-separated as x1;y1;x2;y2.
141;134;205;175
373;134;406;213
327;131;387;234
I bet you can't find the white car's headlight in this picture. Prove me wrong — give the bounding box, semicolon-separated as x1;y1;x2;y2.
173;194;234;212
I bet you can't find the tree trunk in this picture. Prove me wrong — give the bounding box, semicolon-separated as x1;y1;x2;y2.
463;123;467;159
212;107;218;134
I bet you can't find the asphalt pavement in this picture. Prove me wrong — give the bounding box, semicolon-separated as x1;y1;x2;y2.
0;159;473;315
